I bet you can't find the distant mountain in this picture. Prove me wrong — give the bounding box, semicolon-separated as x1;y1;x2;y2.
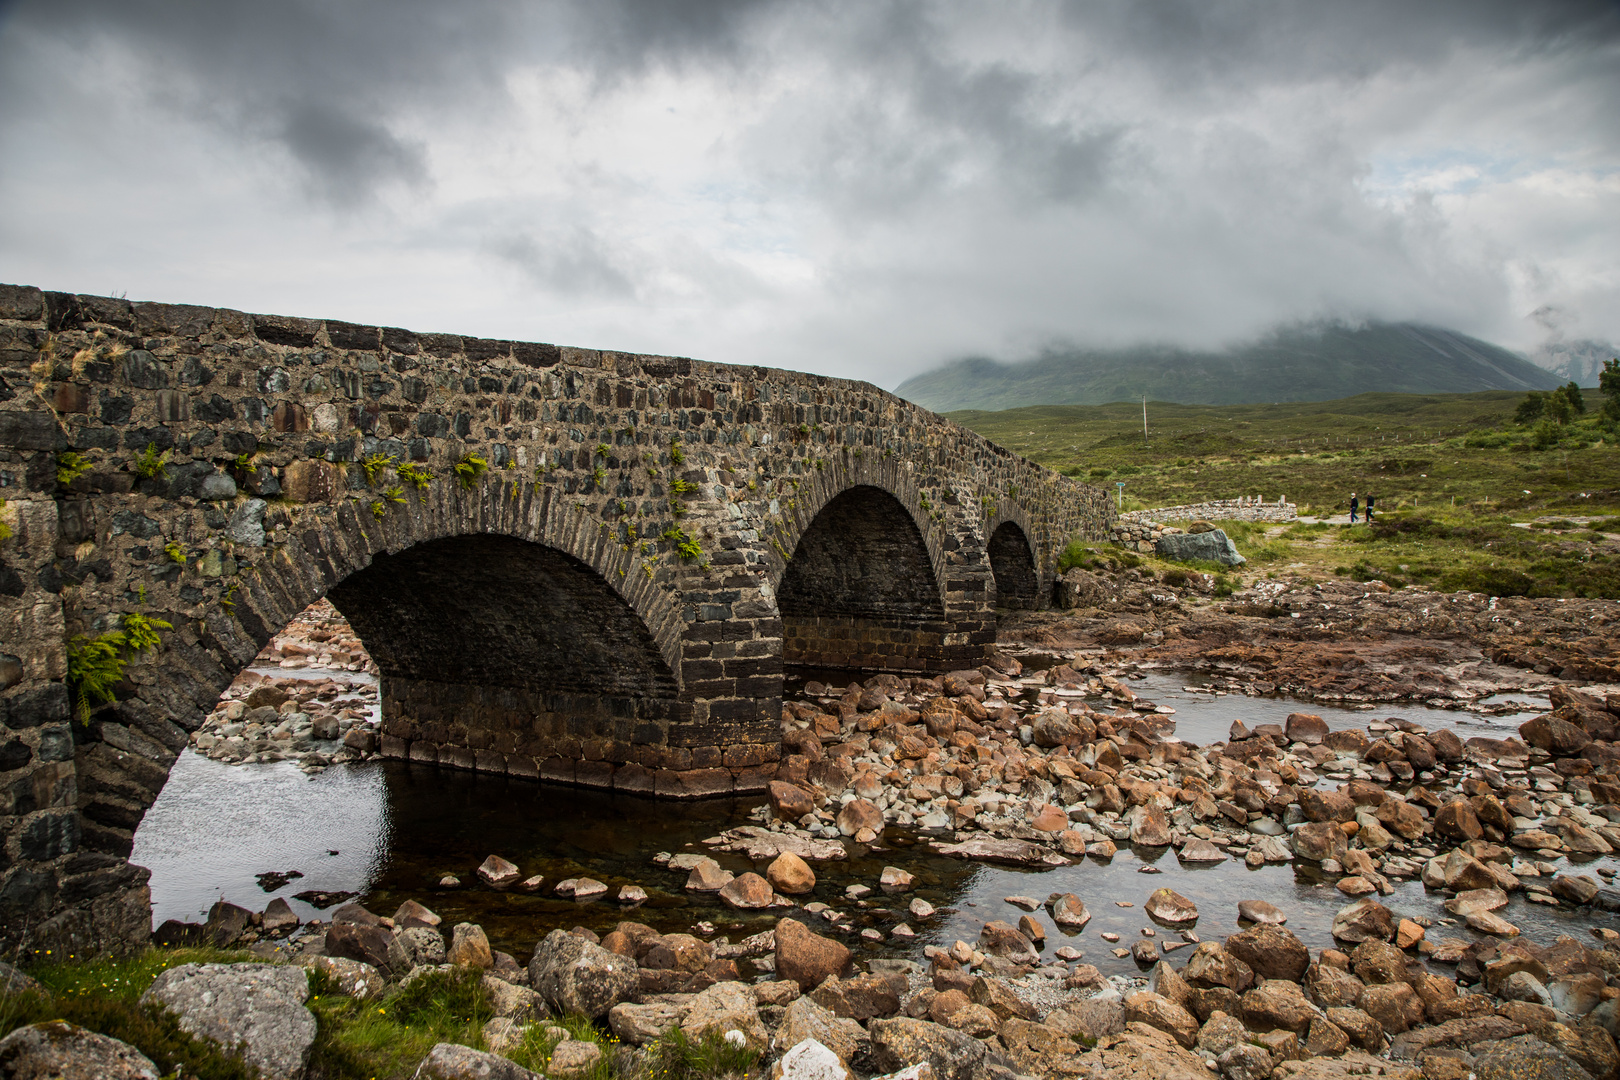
1530;337;1618;387
895;321;1563;413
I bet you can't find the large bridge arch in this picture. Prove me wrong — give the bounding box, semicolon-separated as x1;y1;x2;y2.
986;511;1040;610
0;283;1116;955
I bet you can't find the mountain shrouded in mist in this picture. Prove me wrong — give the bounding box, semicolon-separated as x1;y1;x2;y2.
895;322;1564;413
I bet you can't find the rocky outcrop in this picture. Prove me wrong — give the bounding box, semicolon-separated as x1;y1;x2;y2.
139;963;317;1080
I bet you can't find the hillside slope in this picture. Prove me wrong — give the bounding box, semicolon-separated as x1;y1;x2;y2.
897;321;1562;412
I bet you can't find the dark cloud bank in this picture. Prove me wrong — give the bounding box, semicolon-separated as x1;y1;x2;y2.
1;0;1616;388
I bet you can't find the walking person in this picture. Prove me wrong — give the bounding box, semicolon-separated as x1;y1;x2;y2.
1350;492;1359;524
1365;494;1375;523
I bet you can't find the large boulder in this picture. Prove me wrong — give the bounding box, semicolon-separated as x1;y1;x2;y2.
528;929;640;1018
1240;979;1319;1035
1227;925;1310;983
0;1020;160;1079
776;917;851;991
140;963;316;1080
1125;991;1201;1048
867;1018;987;1080
1293;822;1349;863
1519;714;1593;756
772;996;867;1063
1157;530;1246;566
681;981;770;1051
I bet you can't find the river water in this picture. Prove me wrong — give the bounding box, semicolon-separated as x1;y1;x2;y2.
131;670;1617;975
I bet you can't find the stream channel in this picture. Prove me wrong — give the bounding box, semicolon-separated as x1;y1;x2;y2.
131;666;1618;976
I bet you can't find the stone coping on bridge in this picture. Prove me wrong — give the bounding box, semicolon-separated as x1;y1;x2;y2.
0;282;1115;954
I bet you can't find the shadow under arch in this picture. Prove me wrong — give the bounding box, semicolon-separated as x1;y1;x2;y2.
987;519;1039;610
776;484;949;671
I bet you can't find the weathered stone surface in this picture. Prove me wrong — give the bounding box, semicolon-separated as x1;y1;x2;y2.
1241;979;1319;1035
1227;925;1310;983
1435;800;1484;842
1125;990;1200;1048
140;962;316;1079
0;1020;161;1079
681;980;770;1051
978;920;1040;964
810;973;903;1021
867;1018;987;1080
413;1042;541;1079
773;995;867;1062
718;872;774;909
772;1038;851;1080
448;923;493;968
302;955;384;999
1050;892;1091;927
609;997;693;1045
1089;1020;1216;1080
548;1040;602;1078
1219;1042;1276;1080
1185;941;1256;992
1474;1034;1596;1080
528;929;640;1018
776;917;852;991
1359;982;1425;1035
1238;899;1288;924
1294;821;1350;862
482;975;543;1020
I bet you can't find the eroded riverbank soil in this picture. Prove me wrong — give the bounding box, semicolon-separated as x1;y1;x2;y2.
1003;570;1620;705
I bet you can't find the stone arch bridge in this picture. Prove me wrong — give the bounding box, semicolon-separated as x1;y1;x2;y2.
0;284;1113;952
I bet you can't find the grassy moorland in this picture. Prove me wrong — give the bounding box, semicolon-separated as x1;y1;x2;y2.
952;388;1620;598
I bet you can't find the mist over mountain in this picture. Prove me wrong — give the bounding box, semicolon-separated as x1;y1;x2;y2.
1531;338;1619;387
895;322;1564;413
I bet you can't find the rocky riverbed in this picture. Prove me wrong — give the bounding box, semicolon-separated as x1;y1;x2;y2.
1013;564;1620;704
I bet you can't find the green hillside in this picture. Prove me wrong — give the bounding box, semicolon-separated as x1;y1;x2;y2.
897;321;1562;412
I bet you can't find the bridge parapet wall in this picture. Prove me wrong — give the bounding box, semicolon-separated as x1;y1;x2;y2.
0;283;1113;954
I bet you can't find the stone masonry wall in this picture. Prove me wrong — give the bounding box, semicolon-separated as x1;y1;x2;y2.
0;283;1115;954
1119;496;1296;525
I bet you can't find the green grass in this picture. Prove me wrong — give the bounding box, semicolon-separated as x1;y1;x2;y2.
5;948;762;1080
956;388;1620;598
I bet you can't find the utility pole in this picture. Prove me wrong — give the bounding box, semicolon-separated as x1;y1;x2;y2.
1142;395;1148;446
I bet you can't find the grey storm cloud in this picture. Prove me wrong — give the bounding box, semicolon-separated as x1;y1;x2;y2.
1;0;1617;383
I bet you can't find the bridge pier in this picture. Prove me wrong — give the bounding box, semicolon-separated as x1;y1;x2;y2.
0;284;1113;955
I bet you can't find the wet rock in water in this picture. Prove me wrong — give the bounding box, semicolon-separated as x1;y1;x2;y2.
140;962;316;1080
770;781;817;819
294;888;356;908
719;872;775;909
1133;940;1160;964
1131;803;1173;846
529;929;639;1019
1238;899;1287;924
448;923;493;968
931;837;1067;866
0;1020;161;1080
776;917;852;992
204;899;253;946
1549;875;1600;906
1227;924;1310;982
769;852;817;895
1332;898;1395;944
555;878;608;900
1179;838;1226;863
685;857;735;892
909;897;936;919
262;897;299;933
1445;887;1508;919
1145;887;1199;924
414;1042;541;1079
867;1017;987;1080
618;884;647;905
255;869;304;892
477;855;522;888
394;899;442;929
1286;712;1329;746
880;866;914;894
1049;892;1091;928
1293;821;1350;863
773;1039;852;1080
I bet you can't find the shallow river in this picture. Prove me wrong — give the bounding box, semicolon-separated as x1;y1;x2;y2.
132;672;1616;976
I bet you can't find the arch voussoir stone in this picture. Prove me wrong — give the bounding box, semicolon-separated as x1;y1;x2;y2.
0;284;1114;954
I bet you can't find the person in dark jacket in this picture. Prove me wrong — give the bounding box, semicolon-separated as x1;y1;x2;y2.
1350;493;1359;523
1365;494;1375;523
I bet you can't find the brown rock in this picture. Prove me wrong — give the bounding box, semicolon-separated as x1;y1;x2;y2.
1145;888;1199;924
1237;900;1288;925
972;976;1039;1021
769;781;816;819
1349;941;1410;985
1030;803;1069;832
1125;991;1201;1049
1519;714;1593;756
1228;925;1310;983
808;973;902;1020
775;918;851;991
1325;1007;1386;1052
477;855;521;888
1331;899;1394;944
1184;942;1256;992
767;852;817;895
718;872;774;909
1306;1016;1352;1057
1049;893;1091;928
1241;979;1318;1035
1358;982;1425;1034
1434;800;1483;842
836;799;883;837
1302;788;1357;823
978;920;1039;964
1286;713;1330;746
1294;821;1349;862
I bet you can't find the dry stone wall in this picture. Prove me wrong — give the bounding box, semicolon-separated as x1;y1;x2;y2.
1120;496;1296;525
0;283;1113;954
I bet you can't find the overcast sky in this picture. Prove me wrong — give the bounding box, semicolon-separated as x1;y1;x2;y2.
1;1;1617;386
